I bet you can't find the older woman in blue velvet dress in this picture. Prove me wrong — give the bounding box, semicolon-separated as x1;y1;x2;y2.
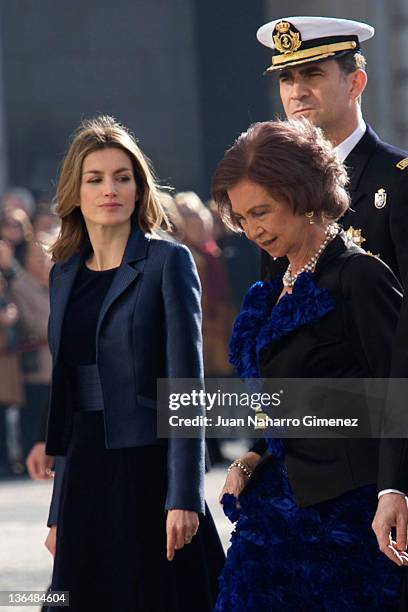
211;119;404;611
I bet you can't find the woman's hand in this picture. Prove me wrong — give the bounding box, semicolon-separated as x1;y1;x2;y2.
45;525;57;558
219;452;261;505
166;509;199;561
26;443;55;480
219;468;248;508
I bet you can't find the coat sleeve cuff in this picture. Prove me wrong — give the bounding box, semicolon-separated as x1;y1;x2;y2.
47;456;66;527
165;438;205;514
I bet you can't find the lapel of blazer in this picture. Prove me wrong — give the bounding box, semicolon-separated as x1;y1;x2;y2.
95;230;150;341
345;125;380;208
51;230;151;361
51;250;84;360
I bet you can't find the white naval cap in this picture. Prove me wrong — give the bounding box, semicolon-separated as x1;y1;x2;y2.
256;16;375;72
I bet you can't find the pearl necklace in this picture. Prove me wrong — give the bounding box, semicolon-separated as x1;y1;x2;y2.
282;224;338;288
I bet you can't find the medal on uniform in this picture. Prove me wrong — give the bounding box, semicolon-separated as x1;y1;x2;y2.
374;188;387;209
345;226;366;247
253;406;269;430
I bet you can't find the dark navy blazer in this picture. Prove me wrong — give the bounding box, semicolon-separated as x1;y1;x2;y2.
47;230;205;523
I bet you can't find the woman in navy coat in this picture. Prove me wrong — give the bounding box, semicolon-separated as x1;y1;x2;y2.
44;115;224;611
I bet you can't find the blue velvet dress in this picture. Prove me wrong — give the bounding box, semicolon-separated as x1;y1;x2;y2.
215;273;401;612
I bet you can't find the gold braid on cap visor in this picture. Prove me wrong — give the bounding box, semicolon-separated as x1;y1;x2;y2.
267;40;358;72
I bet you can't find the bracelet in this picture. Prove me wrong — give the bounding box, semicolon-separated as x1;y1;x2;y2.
228;459;252;478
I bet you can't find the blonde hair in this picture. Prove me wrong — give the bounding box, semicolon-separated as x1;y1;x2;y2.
50;115;168;262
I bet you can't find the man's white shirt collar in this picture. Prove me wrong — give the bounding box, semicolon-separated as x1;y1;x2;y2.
335;118;366;163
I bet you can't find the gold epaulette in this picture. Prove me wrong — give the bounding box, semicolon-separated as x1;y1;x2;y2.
396;158;408;170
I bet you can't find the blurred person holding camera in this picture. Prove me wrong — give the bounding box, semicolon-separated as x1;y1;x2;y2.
1;187;36;220
0;269;23;477
175;192;234;378
175;192;236;466
0;235;53;469
0;201;56;476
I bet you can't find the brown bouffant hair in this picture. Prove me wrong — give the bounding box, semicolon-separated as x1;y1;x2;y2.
212;118;350;231
50;115;169;262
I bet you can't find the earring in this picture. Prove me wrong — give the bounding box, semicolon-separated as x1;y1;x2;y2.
305;211;314;225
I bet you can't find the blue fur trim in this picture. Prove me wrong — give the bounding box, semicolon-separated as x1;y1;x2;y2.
220;493;241;524
229;272;335;379
228;272;336;468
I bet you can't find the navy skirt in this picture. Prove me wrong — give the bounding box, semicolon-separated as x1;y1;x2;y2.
216;456;402;611
50;411;224;612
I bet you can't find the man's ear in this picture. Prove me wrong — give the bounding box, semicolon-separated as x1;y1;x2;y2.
350;68;367;101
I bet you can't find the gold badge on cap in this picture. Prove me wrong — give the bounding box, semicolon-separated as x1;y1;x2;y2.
273;21;302;54
374;188;387;209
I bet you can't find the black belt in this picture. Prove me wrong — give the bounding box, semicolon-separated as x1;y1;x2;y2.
70;364;104;412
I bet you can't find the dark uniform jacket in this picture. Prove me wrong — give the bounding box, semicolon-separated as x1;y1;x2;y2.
342;125;408;279
254;233;406;506
256;127;408;494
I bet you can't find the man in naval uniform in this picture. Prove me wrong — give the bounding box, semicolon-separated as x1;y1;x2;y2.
249;16;408;583
256;16;408;282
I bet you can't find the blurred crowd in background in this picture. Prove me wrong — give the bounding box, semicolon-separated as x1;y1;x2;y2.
0;187;259;477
